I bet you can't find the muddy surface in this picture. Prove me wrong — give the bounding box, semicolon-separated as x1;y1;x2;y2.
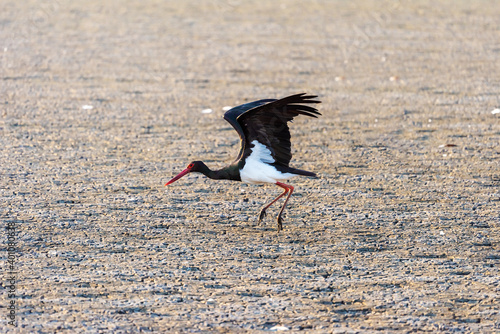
1;0;499;332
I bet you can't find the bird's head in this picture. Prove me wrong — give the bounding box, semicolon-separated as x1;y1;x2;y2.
165;161;207;186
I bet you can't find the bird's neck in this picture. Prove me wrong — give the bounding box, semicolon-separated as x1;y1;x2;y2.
199;162;240;181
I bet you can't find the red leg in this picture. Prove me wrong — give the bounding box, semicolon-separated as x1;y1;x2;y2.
258;185;289;223
258;182;294;232
276;182;294;232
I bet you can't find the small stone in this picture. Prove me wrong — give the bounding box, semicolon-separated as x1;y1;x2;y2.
269;325;290;331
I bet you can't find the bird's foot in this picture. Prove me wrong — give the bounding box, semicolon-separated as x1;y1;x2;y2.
258;209;267;223
277;216;283;232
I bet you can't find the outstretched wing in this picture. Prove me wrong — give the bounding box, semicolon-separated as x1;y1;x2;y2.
224;93;321;166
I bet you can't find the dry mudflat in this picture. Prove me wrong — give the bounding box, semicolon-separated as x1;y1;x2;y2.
1;0;499;332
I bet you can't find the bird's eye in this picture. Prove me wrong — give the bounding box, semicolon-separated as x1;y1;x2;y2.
188;163;194;168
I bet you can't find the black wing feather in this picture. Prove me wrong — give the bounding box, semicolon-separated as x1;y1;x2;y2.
223;99;277;161
223;93;321;166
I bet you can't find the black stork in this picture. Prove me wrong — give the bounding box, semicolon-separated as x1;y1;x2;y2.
165;93;321;231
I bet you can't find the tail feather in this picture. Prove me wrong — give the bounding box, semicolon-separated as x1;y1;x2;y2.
292;169;318;178
275;165;318;178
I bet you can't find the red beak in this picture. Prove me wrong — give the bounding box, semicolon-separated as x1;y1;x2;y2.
165;168;191;186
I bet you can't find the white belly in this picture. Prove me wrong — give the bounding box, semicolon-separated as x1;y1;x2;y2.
239;140;296;184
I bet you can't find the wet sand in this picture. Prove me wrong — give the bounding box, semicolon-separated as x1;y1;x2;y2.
1;0;499;332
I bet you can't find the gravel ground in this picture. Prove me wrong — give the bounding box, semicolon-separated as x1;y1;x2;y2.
1;0;499;332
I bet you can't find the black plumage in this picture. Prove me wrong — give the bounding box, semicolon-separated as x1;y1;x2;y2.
166;93;322;231
223;93;321;168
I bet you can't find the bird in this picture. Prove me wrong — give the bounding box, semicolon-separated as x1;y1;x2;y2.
165;93;321;231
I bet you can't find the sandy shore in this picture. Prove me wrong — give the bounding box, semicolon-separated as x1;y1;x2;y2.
1;0;499;332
